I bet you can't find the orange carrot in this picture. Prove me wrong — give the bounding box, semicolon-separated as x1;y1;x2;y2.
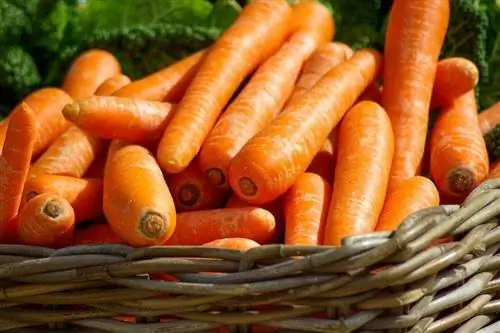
165;207;275;246
198;0;334;189
376;176;440;231
157;0;293;174
113;50;206;103
22;175;103;223
72;223;125;245
62;49;121;99
18;193;75;247
229;49;383;204
283;172;331;246
0;103;36;224
431;57;479;109
95;74;132;96
0;119;8;152
478;102;500;135
104;144;176;246
429;91;489;199
382;0;450;188
306;129;338;183
488;161;500;179
323;101;394;245
63;96;176;144
203;238;260;251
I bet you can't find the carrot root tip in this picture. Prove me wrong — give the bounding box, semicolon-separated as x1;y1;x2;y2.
238;177;257;197
206;168;226;187
139;212;167;239
43;200;63;219
178;184;201;207
447;167;475;195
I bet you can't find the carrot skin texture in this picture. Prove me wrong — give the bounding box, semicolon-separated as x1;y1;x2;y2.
104;144;176;246
62;49;121;99
229;49;383;204
478;102;500;135
323;101;394;245
72;223;125;245
306;130;338;183
95;74;132;96
376;176;440;231
430;91;489;199
157;0;293;174
203;238;260;251
382;0;450;187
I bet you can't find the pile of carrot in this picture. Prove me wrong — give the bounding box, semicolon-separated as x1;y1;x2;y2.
0;0;498;251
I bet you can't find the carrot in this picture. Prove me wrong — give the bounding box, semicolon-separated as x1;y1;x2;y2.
198;0;334;189
157;0;293;174
113;50;206;103
478;102;500;135
357;83;382;103
95;74;132;96
0;103;36;224
286;42;353;106
228;49;383;204
306;129;338;183
62;49;121;99
72;223;125;245
103;144;176;246
165;207;275;246
429;91;489;198
376;176;440;231
488;161;500;179
166;158;228;212
431;57;479;109
0;119;7;152
22;175;103;223
381;0;450;188
18;193;75;247
203;238;260;251
63;96;176;144
283;172;331;246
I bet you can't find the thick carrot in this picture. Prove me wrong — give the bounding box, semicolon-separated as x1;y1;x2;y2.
22;175;103;223
203;238;260;251
382;0;450;188
157;0;293;174
431;57;479;109
478;102;500;135
113;50;206;103
376;176;440;231
198;0;334;189
429;91;489;198
488;161;500;179
323;101;394;245
95;74;132;96
228;49;383;204
104;144;176;246
63;96;176;144
286;42;353;106
0;103;36;223
62;49;121;99
72;223;125;245
283;172;331;246
306;129;338;183
18;193;75;247
165;207;275;246
166;158;228;212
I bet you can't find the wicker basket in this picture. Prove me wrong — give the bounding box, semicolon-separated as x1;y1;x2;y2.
1;179;500;333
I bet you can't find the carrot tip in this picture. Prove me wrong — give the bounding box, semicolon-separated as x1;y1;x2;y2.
139;212;167;239
178;184;200;207
239;177;257;197
447;167;475;195
62;103;80;122
206;168;226;186
43;200;64;219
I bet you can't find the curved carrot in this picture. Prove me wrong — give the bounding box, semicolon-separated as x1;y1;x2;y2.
166;158;228;213
95;74;132;96
157;0;293;174
104;144;176;246
323;101;394;245
62;49;121;99
478;102;500;135
63;96;176;144
0;103;36;224
429;91;489;198
283;172;331;246
306;129;338;183
165;207;276;246
22;175;103;223
203;238;260;251
199;0;334;189
72;223;125;245
488;161;500;179
376;176;440;231
229;49;383;204
382;0;450;187
18;193;75;247
113;50;206;103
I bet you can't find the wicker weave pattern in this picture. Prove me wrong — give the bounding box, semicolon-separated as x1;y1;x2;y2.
1;180;500;332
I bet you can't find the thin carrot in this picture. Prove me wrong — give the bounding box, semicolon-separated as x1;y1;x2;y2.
22;175;103;223
18;193;75;247
429;91;489;199
166;158;228;212
376;176;440;231
488;161;500;179
203;238;260;251
104;144;176;246
382;0;450;188
113;50;206;103
431;57;479;109
478;102;500;135
228;49;383;204
62;49;121;99
165;207;275;246
0;103;36;223
283;172;331;246
95;74;132;96
157;0;293;174
199;0;334;189
306;129;338;183
72;223;125;245
63;96;176;144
